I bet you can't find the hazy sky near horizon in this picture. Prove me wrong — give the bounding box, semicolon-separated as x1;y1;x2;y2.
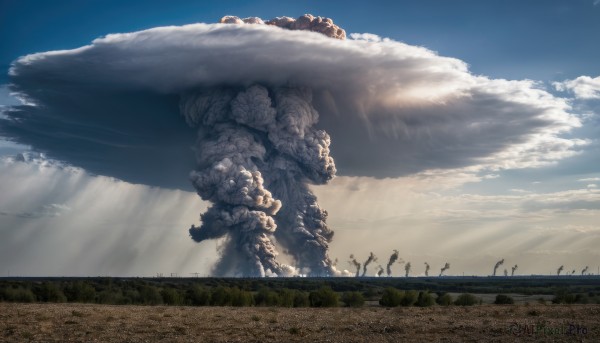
0;0;599;277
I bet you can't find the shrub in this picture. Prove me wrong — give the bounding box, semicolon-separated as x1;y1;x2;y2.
436;293;453;306
160;288;184;305
230;287;254;307
454;293;478;306
400;290;418;307
139;285;162;305
277;288;295;307
552;289;576;304
309;287;339;307
494;294;514;305
64;281;96;303
35;283;66;303
379;287;403;307
342;291;365;307
1;287;35;303
293;290;310;307
187;286;211;306
415;291;435;307
210;286;232;306
254;287;280;307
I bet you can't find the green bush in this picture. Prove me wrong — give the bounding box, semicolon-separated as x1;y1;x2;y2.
230;287;254;307
342;291;365;307
35;283;67;303
210;286;232;306
400;290;418;307
187;286;211;306
494;294;514;305
160;288;184;305
552;289;576;304
277;288;295;307
64;281;96;303
379;287;403;307
415;291;435;307
254;287;280;306
1;287;35;303
139;285;162;305
293;290;310;307
454;293;478;306
309;287;339;307
436;293;453;306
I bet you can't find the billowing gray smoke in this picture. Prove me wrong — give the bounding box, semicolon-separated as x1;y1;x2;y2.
582;266;589;275
386;250;400;276
404;262;411;277
349;254;361;277
439;262;450;277
377;265;384;277
557;265;564;276
511;264;518;276
184;16;343;276
492;258;504;276
220;14;346;40
362;252;377;277
503;269;508;277
424;262;430;277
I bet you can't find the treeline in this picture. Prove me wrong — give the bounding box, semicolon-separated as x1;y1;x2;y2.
1;279;598;306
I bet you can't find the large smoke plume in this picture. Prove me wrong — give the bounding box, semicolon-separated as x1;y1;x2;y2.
511;264;518;276
424;262;430;277
362;252;377;277
386;250;400;276
404;262;411;277
377;265;384;277
349;254;361;277
184;16;342;276
439;262;450;276
492;258;504;276
557;265;564;276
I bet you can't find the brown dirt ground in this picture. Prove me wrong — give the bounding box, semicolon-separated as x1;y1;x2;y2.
0;303;598;342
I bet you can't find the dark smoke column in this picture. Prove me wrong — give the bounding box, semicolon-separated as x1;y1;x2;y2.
492;258;504;276
183;15;344;277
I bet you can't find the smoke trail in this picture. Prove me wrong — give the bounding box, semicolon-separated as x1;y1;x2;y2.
404;262;411;277
386;250;400;276
503;269;508;277
557;265;564;276
362;252;377;277
571;269;575;275
377;265;384;277
492;258;504;276
424;262;430;277
511;264;518;276
349;254;361;277
582;266;589;275
439;262;450;276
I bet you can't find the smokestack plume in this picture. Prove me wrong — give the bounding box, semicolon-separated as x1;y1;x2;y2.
349;254;361;277
492;258;504;276
377;265;384;277
424;262;430;277
386;250;400;276
582;266;589;275
557;265;564;276
404;262;411;277
511;264;518;276
439;262;450;276
362;252;378;277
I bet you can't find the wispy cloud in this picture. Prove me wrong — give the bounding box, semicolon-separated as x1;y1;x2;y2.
578;177;600;182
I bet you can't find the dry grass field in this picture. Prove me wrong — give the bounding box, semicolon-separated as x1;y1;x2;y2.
1;303;598;342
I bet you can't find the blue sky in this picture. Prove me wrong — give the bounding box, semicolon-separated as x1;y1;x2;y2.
2;0;599;82
0;0;599;276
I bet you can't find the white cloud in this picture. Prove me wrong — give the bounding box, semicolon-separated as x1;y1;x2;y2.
1;21;583;186
578;177;600;182
553;75;600;99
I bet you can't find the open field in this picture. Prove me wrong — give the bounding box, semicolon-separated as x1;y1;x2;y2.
1;303;598;342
